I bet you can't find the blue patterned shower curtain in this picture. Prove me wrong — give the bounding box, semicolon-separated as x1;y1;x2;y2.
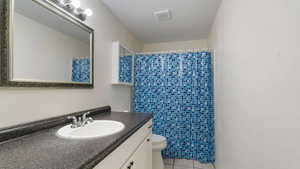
133;52;214;163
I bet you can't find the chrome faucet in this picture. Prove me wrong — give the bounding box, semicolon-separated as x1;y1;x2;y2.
81;112;94;127
67;112;94;128
67;116;80;128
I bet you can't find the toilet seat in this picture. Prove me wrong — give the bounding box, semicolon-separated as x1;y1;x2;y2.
152;134;166;143
152;134;167;150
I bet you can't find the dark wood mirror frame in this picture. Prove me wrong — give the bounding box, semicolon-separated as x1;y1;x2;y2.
0;0;94;88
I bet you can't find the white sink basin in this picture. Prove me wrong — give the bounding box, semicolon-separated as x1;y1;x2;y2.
56;120;125;139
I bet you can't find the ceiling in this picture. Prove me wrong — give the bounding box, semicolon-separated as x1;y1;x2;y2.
102;0;221;43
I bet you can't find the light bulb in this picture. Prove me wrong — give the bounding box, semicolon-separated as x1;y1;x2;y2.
84;8;93;16
58;0;65;5
71;0;80;8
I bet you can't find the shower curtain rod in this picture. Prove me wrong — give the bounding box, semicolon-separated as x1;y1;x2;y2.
136;48;211;55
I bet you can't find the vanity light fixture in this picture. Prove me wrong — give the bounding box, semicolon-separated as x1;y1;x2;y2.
70;0;81;8
84;8;93;17
58;0;80;9
54;0;93;21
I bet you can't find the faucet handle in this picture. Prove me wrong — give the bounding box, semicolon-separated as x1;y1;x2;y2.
67;116;78;128
82;112;91;120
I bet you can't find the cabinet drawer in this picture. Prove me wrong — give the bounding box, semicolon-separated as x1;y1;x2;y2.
93;119;152;169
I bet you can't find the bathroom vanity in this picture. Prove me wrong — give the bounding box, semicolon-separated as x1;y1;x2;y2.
0;106;153;169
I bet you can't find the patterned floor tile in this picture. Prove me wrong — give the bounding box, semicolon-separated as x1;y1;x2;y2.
165;164;174;169
165;158;214;169
194;160;215;169
193;160;204;168
164;158;175;165
174;159;194;168
202;164;215;169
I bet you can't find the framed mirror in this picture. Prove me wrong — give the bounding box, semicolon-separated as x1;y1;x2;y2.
0;0;94;88
112;41;134;86
119;45;134;84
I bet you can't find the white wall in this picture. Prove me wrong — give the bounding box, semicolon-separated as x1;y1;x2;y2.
14;13;89;82
209;0;300;169
143;39;208;52
0;0;143;128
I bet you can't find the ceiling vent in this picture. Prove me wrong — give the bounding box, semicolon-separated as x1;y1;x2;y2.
153;9;172;21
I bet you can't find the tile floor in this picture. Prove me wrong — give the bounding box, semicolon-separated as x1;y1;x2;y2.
163;158;215;169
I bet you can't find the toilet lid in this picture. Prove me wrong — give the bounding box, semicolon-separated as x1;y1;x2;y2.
152;134;166;144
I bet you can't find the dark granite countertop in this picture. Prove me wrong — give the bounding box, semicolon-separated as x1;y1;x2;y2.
0;110;152;169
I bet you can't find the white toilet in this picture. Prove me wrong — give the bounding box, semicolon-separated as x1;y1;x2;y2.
152;134;167;169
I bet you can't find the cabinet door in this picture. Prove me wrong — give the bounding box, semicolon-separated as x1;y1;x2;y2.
93;120;152;169
121;134;152;169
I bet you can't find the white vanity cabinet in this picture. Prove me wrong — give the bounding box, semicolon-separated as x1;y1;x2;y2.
93;120;152;169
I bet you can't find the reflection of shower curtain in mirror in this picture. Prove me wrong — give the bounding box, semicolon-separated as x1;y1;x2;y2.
133;52;214;163
72;58;90;82
119;55;133;83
